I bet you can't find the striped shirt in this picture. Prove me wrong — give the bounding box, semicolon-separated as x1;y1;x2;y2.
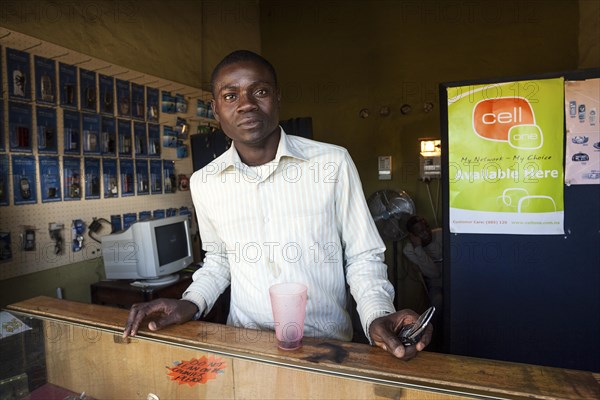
183;129;395;341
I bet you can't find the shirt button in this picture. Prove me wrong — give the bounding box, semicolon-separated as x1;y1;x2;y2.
264;217;269;223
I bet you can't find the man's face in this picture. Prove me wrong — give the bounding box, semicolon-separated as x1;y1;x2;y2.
411;221;433;247
212;60;280;148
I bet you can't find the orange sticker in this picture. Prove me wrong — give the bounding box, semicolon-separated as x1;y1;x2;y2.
473;97;535;141
167;355;226;386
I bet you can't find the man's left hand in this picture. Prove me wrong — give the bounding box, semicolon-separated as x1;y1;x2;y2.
369;309;432;360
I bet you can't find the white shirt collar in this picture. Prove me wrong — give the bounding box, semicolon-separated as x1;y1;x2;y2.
219;127;308;174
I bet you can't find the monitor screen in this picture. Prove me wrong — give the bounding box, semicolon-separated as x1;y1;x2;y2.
155;222;189;266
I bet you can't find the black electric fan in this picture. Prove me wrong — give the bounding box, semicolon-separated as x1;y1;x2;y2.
367;189;416;307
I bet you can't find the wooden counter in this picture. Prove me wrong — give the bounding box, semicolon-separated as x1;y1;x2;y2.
6;296;599;399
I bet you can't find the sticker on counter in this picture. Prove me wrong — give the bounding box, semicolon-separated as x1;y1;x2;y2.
1;311;31;338
166;355;226;386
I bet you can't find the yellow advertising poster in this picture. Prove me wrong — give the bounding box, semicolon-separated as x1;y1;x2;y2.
447;78;564;234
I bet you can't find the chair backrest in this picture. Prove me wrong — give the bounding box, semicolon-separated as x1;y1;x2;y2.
279;117;313;139
191;117;313;171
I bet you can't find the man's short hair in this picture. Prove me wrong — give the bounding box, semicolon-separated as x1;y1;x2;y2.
406;215;427;234
211;50;278;96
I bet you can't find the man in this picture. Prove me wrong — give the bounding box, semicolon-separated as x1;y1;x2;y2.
403;215;443;311
124;50;431;360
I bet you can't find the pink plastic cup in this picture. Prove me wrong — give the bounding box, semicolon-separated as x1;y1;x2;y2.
269;282;308;350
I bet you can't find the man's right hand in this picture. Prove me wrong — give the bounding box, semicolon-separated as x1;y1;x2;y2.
408;232;422;248
123;298;198;338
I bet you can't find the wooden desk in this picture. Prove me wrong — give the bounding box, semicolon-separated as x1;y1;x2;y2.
90;273;194;308
6;296;599;400
90;273;230;323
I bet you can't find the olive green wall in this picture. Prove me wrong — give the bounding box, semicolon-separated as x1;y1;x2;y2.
259;0;581;311
260;0;579;225
201;0;261;89
579;0;600;68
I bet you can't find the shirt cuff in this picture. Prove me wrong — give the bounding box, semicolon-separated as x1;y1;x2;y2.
181;291;208;320
364;309;394;345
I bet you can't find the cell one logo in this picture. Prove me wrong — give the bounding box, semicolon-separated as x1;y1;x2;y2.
473;97;543;149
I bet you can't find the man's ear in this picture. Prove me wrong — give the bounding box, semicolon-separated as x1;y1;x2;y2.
276;88;281;109
211;99;220;122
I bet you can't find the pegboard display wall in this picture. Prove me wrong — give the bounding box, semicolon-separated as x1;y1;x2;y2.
0;27;218;280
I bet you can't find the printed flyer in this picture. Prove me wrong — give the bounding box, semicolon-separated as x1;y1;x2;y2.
80;68;97;113
63;110;81;155
12;155;37;205
35;55;57;105
131;83;145;120
39;156;61;203
84;158;101;199
103;158;118;198
163;160;176;193
36;106;58;154
116;79;131;118
59;62;78;109
564;78;600;185
120;158;135;197
447;78;564;234
111;215;122;232
63;157;82;201
150;160;163;194
147;87;159;122
99;74;115;116
135;159;149;195
7;48;31;101
101;117;116;156
148;123;161;157
82;113;100;154
134;121;147;157
118;119;132;157
0;154;9;206
9;102;32;153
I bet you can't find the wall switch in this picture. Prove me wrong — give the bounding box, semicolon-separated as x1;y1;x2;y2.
378;156;392;180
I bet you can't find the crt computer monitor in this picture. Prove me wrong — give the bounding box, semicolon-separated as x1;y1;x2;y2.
101;215;193;285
